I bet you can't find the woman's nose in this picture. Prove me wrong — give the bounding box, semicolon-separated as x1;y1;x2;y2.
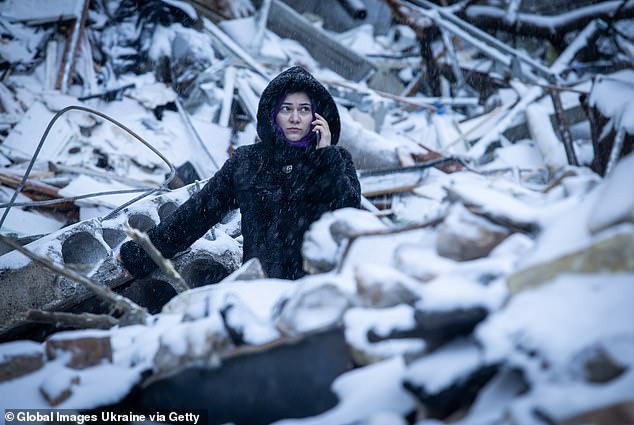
289;109;300;122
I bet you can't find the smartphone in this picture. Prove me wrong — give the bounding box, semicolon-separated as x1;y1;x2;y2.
312;112;321;144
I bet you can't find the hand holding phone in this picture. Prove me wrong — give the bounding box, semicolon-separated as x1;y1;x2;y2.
312;113;331;149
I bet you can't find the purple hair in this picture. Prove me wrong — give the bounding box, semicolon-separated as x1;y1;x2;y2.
271;90;317;148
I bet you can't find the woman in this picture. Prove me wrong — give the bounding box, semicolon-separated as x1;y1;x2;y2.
119;66;361;280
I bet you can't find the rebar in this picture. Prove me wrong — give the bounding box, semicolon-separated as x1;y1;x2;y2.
0;188;168;209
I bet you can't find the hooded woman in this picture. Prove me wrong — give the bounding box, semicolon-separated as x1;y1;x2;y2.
119;66;361;281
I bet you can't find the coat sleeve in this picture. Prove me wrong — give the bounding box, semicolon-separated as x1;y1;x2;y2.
119;153;239;279
309;146;361;209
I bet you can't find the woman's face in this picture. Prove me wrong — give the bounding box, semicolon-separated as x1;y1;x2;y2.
275;92;313;141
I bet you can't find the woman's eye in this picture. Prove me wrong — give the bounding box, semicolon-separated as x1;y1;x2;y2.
300;107;311;113
281;106;290;112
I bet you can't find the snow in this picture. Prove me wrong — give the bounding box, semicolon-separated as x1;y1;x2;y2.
162;279;293;321
588;70;634;134
0;356;142;411
39;367;80;403
0;20;49;64
0;207;64;237
333;25;387;56
110;317;176;369
405;339;483;394
477;273;634;372
46;328;111;342
0;0;82;23
303;208;388;273
277;279;351;335
514;370;634;423
218;17;258;52
341;228;433;279
129;81;177;110
587;152;634;233
0;340;42;361
520;178;625;268
58;175;142;208
0;101;76;161
344;305;425;361
391;194;446;225
418;275;506;313
455;368;528;425
338;106;425;170
526;103;568;170
223;293;281;344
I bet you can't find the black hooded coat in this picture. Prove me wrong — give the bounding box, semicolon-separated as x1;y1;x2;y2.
119;66;361;280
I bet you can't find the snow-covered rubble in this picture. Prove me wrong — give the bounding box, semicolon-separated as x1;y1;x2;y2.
0;0;633;423
1;151;631;422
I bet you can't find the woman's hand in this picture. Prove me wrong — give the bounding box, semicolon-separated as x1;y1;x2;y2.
312;113;331;149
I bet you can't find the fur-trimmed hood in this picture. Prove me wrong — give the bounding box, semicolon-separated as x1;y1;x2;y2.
256;66;341;147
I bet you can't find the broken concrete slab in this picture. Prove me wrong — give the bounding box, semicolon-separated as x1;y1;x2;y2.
587;153;634;234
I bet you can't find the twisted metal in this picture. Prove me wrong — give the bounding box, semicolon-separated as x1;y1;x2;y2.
0;105;176;231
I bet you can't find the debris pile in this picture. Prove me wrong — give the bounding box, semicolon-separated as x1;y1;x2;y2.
0;0;633;423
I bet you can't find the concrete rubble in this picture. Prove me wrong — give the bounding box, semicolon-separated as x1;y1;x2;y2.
0;0;633;424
